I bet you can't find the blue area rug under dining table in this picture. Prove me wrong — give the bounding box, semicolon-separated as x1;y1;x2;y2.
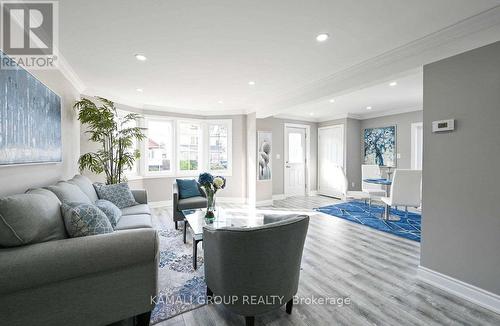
315;201;421;242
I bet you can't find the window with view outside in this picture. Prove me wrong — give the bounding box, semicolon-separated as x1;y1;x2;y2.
209;124;228;170
146;120;172;172
178;122;200;171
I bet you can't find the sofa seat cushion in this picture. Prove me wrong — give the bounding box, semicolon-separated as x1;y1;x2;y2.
68;175;99;202
177;196;208;211
0;194;67;247
61;203;114;237
120;204;151;216
115;214;152;230
46;182;93;204
94;183;138;209
95;199;122;228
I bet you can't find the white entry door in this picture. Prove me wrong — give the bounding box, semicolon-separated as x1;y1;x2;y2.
411;122;423;170
285;126;307;196
318;125;345;198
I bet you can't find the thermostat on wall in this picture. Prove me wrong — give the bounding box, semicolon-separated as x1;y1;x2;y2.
432;119;454;132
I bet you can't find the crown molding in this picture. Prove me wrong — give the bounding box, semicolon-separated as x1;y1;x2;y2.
144;104;248;116
258;5;500;118
357;106;422;120
57;54;86;93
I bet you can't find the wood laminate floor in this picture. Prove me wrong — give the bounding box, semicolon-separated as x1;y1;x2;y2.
153;196;500;326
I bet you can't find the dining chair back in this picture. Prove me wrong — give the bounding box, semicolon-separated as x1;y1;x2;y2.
389;169;422;207
362;164;384;193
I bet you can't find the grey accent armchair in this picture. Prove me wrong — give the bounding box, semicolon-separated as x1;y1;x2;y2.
203;215;309;326
172;181;207;229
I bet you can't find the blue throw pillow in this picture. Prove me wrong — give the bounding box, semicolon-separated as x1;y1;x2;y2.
176;179;202;199
61;202;113;238
93;183;137;209
95;199;122;228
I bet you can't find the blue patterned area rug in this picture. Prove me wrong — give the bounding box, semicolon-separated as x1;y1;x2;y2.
315;201;421;242
150;227;207;324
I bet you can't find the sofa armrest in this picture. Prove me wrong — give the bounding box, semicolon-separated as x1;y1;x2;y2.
131;189;148;204
0;228;158;295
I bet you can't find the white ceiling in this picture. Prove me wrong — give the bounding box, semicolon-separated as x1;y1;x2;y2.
59;0;500;118
277;70;423;121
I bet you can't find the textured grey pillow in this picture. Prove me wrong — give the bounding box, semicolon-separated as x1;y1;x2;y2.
95;199;122;228
94;183;137;209
68;175;99;202
0;194;67;247
46;181;93;204
61;202;113;238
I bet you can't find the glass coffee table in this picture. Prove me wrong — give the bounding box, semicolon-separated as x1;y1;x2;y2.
182;207;274;269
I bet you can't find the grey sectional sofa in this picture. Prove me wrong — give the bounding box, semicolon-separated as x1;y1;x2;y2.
0;175;158;326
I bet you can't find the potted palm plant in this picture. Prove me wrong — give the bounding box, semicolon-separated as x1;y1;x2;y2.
74;97;146;184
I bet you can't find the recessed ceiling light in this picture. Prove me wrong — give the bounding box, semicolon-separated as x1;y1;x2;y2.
309;112;314;116
248;81;256;86
366;106;372;110
218;100;224;104
135;54;147;61
316;33;329;42
329;99;335;103
389;81;397;86
136;88;143;92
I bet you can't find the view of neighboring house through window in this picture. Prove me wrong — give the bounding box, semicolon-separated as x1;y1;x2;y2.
208;122;229;171
146;120;173;173
178;122;201;172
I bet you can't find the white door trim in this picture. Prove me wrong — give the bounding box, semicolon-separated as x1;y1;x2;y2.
411;122;423;170
284;123;311;197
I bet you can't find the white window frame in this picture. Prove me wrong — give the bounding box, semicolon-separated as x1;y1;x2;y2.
143;116;175;177
176;119;204;177
206;119;233;176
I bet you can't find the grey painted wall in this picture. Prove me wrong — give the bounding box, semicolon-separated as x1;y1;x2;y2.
420;41;500;295
0;70;80;196
360;111;423;170
256;117;318;201
81;110;247;202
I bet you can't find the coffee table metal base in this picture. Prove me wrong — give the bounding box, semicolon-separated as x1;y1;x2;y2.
183;218;203;270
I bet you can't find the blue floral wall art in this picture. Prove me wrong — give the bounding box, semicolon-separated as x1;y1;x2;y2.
0;51;62;165
363;126;396;167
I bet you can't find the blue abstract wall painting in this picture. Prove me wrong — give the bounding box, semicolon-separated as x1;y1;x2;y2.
0;51;62;165
364;126;396;167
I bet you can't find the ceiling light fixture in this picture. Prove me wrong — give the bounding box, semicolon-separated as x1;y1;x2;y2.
366;106;372;110
218;100;224;104
329;99;335;103
248;81;256;86
316;33;329;42
389;81;397;86
309;112;314;116
136;88;143;92
135;54;147;61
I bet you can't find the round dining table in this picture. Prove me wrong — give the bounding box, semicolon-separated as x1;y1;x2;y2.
363;178;392;197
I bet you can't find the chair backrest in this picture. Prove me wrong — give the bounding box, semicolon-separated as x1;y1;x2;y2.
389;169;422;207
361;164;384;192
203;215;309;316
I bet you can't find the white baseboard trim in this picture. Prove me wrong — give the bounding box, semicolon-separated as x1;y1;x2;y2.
418;266;500;315
272;194;286;200
256;199;273;207
149;197;247;208
216;197;247;204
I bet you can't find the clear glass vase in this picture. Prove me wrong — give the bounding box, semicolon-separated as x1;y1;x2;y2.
205;191;216;222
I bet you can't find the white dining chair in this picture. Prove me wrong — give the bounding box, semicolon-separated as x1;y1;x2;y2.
362;164;386;204
380;169;422;220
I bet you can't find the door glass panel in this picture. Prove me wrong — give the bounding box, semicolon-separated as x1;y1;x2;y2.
288;132;303;163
